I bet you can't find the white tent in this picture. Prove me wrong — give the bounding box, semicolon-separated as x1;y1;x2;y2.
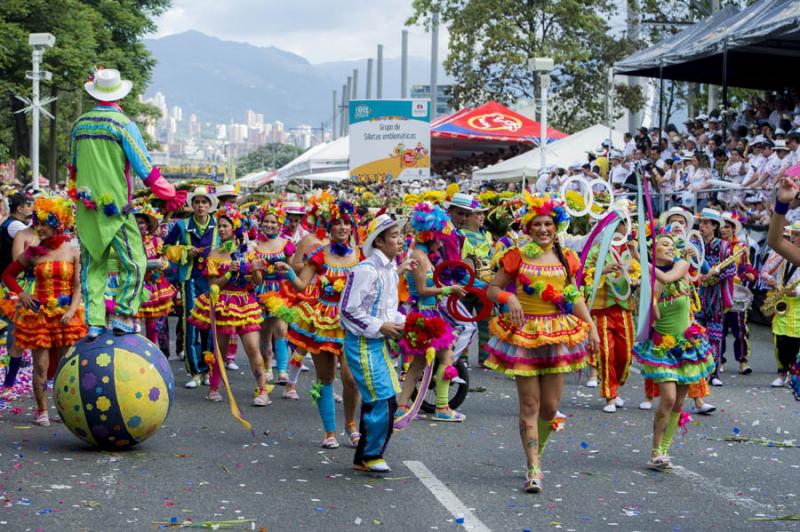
473;125;626;182
292;169;348;184
277;136;349;182
237;170;276;189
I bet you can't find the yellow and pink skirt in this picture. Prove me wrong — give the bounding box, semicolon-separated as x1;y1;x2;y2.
189;288;263;336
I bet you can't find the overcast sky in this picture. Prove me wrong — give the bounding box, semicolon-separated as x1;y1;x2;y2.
153;0;450;64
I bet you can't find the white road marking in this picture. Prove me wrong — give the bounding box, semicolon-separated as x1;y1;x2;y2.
671;465;773;512
404;460;491;532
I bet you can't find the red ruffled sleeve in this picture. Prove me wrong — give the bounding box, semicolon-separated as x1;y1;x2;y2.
306;245;326;274
500;248;522;277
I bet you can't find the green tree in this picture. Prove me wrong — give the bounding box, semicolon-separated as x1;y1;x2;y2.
408;0;640;132
0;0;169;183
237;143;307;176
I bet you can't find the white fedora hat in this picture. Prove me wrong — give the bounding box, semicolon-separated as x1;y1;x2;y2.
696;207;723;225
443;192;487;212
721;212;742;235
84;68;133;102
284;201;305;215
216;184;238;197
362;214;406;258
659;206;694;230
186;186;218;212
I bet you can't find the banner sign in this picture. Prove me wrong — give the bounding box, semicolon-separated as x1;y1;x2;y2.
349;99;431;183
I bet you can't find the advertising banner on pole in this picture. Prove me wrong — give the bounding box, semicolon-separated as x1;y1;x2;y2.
349;99;431;183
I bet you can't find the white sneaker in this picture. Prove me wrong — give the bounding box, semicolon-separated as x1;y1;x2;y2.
452;376;467;385
710;377;723;387
614;397;624;408
585;379;598;388
771;376;787;387
225;362;240;371
202;376;210;386
602;403;617;413
639;401;652;410
691;403;716;415
184;378;199;389
300;364;310;372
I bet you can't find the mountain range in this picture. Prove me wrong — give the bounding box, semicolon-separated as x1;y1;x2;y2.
143;31;450;129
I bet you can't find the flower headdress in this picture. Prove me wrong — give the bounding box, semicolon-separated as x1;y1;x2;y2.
409;202;453;242
32;195;75;233
307;192;356;230
259;201;286;225
518;191;570;232
132;201;161;231
215;202;245;234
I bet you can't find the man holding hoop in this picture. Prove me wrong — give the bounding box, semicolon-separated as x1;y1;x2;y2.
582;211;640;412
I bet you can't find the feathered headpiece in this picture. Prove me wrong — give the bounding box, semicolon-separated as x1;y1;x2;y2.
32;195;75;233
518;191;570;232
215;202;245;234
409;202;453;242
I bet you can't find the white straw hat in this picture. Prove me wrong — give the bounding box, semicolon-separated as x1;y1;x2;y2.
84;68;133;102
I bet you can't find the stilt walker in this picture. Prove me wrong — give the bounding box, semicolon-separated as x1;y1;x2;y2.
68;67;185;337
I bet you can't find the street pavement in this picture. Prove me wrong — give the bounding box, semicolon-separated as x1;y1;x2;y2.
1;322;799;532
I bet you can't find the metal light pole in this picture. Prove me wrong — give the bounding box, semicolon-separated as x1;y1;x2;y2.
16;33;56;193
401;30;409;99
430;10;440;118
529;57;554;187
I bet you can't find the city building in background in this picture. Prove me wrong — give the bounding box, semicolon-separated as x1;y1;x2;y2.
410;84;454;117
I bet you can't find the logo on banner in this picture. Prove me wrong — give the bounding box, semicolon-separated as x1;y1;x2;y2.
412;100;428;117
354;104;371;120
467;112;523;132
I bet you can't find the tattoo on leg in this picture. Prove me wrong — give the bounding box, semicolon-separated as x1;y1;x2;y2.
527;437;539;449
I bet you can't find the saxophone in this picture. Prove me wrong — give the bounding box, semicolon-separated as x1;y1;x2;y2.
761;277;800;317
700;248;745;287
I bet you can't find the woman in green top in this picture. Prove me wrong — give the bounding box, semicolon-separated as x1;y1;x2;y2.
633;232;715;471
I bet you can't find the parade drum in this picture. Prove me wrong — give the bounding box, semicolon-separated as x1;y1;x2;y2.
732;285;753;312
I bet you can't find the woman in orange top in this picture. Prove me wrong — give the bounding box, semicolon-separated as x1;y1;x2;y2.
485;192;599;494
2;195;87;426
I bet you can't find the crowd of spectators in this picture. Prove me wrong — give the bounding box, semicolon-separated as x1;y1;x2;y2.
526;93;800;227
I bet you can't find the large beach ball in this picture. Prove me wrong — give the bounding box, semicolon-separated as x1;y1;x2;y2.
53;331;174;450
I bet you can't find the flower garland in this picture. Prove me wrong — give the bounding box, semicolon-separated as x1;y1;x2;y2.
24;235;71;259
67;181;132;218
319;275;346;297
516;272;581;314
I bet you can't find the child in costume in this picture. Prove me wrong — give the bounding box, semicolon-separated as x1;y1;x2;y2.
279;197;361;449
340;214;415;473
641;208;716;415
2;196;87;426
395;202;465;423
164;187;220;388
634;231;716;471
134;204;177;345
484;192;599;494
68;67;185;337
189;204;270;406
254;202;296;390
